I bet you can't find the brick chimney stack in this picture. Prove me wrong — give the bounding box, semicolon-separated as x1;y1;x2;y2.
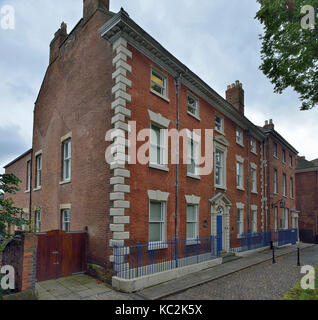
264;119;275;130
83;0;109;20
49;22;68;64
226;80;245;114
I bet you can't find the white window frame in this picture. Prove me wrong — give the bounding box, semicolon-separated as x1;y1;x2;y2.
283;173;287;197
236;128;244;146
282;150;286;163
148;201;166;245
62;139;71;182
187;134;199;178
36;209;41;233
273;142;278;158
236;155;245;190
150;68;168;100
186;204;199;241
214;138;228;190
150;123;168;168
26;160;31;192
237;208;244;237
215;149;225;188
290;177;294;198
250;138;257;154
62;209;71;232
274;207;278;231
251;207;258;233
251;163;257;193
274;169;278;194
284;208;289;230
187;92;200;119
36;154;42;189
215;114;225;134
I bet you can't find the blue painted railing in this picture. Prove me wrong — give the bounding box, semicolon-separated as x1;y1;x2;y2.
230;228;298;253
113;229;298;279
113;236;219;280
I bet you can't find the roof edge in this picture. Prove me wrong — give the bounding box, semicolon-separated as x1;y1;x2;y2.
3;149;32;169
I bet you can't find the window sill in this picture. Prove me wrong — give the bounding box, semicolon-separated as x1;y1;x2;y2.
186;239;201;246
236;186;245;191
215;185;227;191
273;155;279;160
251;151;258;156
33;187;41;192
150;89;170;103
187;173;201;180
149;163;169;172
251;191;258;195
148;242;168;251
187;111;201;122
236;142;245;148
60;180;71;186
25;190;30;194
215;129;225;136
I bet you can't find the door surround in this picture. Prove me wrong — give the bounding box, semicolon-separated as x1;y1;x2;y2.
210;193;232;252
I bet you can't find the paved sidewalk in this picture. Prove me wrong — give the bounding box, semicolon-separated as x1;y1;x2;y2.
36;274;134;300
136;243;314;300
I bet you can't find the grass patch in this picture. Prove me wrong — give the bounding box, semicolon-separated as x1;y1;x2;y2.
281;266;318;300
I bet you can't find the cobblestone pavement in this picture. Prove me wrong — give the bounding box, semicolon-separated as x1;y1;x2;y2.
165;245;318;300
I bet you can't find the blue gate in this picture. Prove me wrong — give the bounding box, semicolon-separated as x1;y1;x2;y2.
217;216;223;252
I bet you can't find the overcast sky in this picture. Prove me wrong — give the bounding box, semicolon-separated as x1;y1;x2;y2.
0;0;317;173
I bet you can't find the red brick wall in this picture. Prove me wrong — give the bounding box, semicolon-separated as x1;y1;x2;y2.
126;45;263;242
265;136;297;230
4;152;31;213
296;170;318;233
1;232;37;292
30;10;114;267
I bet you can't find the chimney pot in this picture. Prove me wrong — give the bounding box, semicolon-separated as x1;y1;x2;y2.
226;80;245;114
83;0;109;20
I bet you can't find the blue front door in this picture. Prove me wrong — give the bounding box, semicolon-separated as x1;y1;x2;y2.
217;215;223;252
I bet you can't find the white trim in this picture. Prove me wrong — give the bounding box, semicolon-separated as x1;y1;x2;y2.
147;110;170;128
185;195;201;205
236;202;245;209
60;203;72;210
61;132;72;143
147;190;170;202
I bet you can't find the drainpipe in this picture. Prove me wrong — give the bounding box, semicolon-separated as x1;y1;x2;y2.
246;130;250;234
174;73;182;244
29;153;33;231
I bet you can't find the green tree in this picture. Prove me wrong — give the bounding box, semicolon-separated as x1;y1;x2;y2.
255;0;318;110
0;174;28;250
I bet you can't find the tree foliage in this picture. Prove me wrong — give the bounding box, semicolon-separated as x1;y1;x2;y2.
255;0;318;110
0;174;28;250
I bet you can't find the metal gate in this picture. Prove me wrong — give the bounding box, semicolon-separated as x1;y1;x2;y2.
36;230;87;282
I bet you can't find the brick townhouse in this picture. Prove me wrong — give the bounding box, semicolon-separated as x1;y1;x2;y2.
259;120;299;234
4;0;299;274
296;157;318;243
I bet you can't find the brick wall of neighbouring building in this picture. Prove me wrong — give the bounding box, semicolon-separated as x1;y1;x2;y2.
296;161;318;242
1;232;38;292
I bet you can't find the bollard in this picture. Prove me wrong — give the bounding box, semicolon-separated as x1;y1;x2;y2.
270;241;273;250
272;245;276;264
297;247;301;267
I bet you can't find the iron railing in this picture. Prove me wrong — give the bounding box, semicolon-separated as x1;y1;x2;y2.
113;229;298;279
113;236;219;280
230;228;298;253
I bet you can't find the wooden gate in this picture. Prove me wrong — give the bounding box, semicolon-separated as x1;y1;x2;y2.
36;230;87;282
